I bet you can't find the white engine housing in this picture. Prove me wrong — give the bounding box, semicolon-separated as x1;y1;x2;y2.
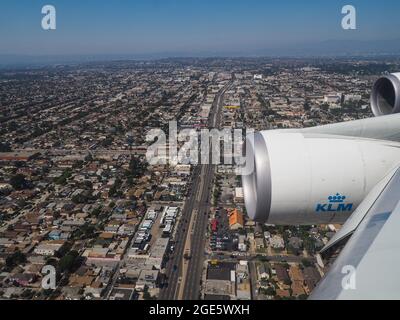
371;72;400;116
243;131;400;225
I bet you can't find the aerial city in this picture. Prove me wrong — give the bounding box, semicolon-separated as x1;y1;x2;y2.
1;56;397;300
1;0;400;304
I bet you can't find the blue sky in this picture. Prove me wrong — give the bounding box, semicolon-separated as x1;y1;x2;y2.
0;0;400;56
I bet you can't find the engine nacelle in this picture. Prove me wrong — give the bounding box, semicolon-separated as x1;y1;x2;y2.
371;72;400;116
242;131;400;225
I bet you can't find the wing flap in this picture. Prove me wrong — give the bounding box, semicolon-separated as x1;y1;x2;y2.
310;166;400;299
319;167;398;258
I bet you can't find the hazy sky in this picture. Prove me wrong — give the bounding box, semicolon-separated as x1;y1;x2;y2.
1;0;400;56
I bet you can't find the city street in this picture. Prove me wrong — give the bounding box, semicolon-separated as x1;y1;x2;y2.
159;79;233;300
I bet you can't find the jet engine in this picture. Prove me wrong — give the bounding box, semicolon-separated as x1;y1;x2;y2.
242;131;400;225
371;72;400;116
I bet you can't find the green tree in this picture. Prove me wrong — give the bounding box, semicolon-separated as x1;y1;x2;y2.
91;206;102;217
9;174;29;190
303;99;311;111
58;250;79;273
265;287;276;296
143;287;156;300
54;168;72;185
0;142;12;152
6;250;27;268
301;258;312;268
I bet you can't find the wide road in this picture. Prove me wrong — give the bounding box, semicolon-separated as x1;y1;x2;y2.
181;80;233;300
181;164;214;299
159;78;233;300
158;164;204;299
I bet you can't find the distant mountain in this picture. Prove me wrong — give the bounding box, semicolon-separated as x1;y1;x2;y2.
259;39;400;57
0;54;146;68
1;39;400;68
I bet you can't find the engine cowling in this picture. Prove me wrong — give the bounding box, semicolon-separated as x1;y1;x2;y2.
242;131;400;225
371;72;400;116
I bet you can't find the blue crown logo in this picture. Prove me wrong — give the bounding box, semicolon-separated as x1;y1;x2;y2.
328;193;346;203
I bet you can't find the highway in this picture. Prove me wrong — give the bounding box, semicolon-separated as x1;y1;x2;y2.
182;80;233;300
159;78;233;300
181;163;214;299
158;164;204;300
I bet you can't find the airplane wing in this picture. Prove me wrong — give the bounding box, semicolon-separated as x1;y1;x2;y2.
309;166;400;300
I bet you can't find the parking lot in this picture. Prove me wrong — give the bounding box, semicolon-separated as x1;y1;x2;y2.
209;208;237;252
